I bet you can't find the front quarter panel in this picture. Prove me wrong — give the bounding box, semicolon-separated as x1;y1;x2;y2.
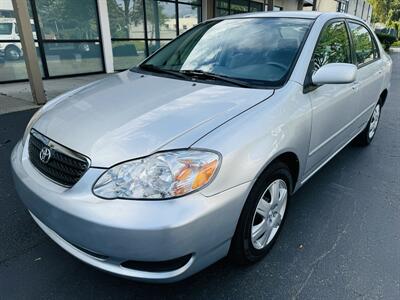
194;81;312;197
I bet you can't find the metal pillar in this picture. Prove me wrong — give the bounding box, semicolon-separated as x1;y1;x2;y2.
202;0;214;19
97;0;114;73
11;0;46;105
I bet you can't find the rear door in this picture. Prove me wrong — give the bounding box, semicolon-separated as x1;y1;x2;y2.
347;21;383;132
304;20;357;175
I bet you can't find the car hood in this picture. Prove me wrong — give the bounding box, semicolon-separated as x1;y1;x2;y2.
32;71;274;167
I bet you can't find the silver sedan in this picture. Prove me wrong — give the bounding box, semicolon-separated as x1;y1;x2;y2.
11;11;392;282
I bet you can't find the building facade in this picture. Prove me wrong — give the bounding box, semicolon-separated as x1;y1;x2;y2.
0;0;372;83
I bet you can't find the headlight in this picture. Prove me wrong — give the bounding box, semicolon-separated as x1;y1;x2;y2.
93;150;221;200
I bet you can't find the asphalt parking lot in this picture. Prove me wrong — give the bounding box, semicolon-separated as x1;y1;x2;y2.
0;52;399;299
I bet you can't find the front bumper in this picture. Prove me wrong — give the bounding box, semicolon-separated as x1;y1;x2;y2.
11;141;250;282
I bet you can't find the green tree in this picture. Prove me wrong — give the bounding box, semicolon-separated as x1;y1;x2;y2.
369;0;400;24
107;0;144;38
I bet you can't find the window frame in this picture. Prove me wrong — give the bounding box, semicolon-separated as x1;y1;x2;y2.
304;18;353;93
345;19;381;69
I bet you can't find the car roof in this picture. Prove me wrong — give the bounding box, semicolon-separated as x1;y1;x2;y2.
213;11;322;20
211;11;366;22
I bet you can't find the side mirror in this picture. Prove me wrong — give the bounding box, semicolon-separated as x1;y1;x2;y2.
312;63;357;85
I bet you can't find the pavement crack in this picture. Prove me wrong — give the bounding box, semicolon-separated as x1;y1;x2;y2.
292;222;351;299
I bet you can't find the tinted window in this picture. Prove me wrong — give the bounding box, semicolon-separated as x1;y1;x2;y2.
313;21;351;72
0;23;12;35
139;18;313;88
14;24;36;34
349;22;378;66
35;0;100;40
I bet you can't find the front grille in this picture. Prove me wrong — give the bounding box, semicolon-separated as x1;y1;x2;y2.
28;130;89;187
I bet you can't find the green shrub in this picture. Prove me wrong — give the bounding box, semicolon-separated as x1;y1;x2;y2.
376;32;397;51
393;41;400;47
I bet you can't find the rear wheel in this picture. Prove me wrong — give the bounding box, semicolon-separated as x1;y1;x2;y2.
230;162;292;264
5;45;21;61
355;102;381;146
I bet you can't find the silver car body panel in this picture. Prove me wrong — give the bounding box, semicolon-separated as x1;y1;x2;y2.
11;12;392;282
32;71;274;167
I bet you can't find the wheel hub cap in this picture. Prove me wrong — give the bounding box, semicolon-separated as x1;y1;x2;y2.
368;104;380;139
251;179;288;250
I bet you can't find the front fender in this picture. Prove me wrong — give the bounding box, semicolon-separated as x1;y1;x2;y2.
194;81;312;197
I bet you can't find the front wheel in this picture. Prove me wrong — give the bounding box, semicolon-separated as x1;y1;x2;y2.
5;46;21;61
230;162;292;264
355;102;381;146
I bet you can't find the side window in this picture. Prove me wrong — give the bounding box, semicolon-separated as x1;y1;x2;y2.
313;21;351;72
349;22;378;66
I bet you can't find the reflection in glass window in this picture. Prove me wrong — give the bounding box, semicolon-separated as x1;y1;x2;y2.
107;0;145;39
313;21;351;71
250;1;263;12
112;40;146;70
178;4;200;34
43;42;102;76
148;39;169;54
146;1;177;39
34;0;100;40
0;23;12;35
0;0;43;82
230;0;248;14
216;0;229;9
143;18;312;87
349;22;377;66
215;0;264;17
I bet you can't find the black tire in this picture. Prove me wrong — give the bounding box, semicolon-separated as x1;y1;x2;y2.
5;45;21;61
354;101;382;146
230;161;292;264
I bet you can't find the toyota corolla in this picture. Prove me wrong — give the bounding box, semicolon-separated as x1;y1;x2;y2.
11;11;392;282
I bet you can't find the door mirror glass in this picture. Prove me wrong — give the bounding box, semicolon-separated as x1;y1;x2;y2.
312;63;357;85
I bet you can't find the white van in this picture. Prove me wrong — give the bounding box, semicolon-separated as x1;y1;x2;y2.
0;18;36;61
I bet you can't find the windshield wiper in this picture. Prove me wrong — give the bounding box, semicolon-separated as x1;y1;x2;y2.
180;70;252;88
139;64;188;80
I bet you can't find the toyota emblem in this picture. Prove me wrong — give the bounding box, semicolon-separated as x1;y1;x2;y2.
39;147;52;164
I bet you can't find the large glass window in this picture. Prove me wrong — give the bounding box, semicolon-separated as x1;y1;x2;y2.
108;0;201;71
33;0;103;76
107;0;146;70
313;21;351;72
215;0;264;17
0;0;43;82
139;18;313;88
348;22;378;66
337;0;349;13
108;0;145;39
1;0;203;81
112;40;146;70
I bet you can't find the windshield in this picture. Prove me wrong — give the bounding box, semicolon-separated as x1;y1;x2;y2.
0;23;12;35
137;18;313;88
